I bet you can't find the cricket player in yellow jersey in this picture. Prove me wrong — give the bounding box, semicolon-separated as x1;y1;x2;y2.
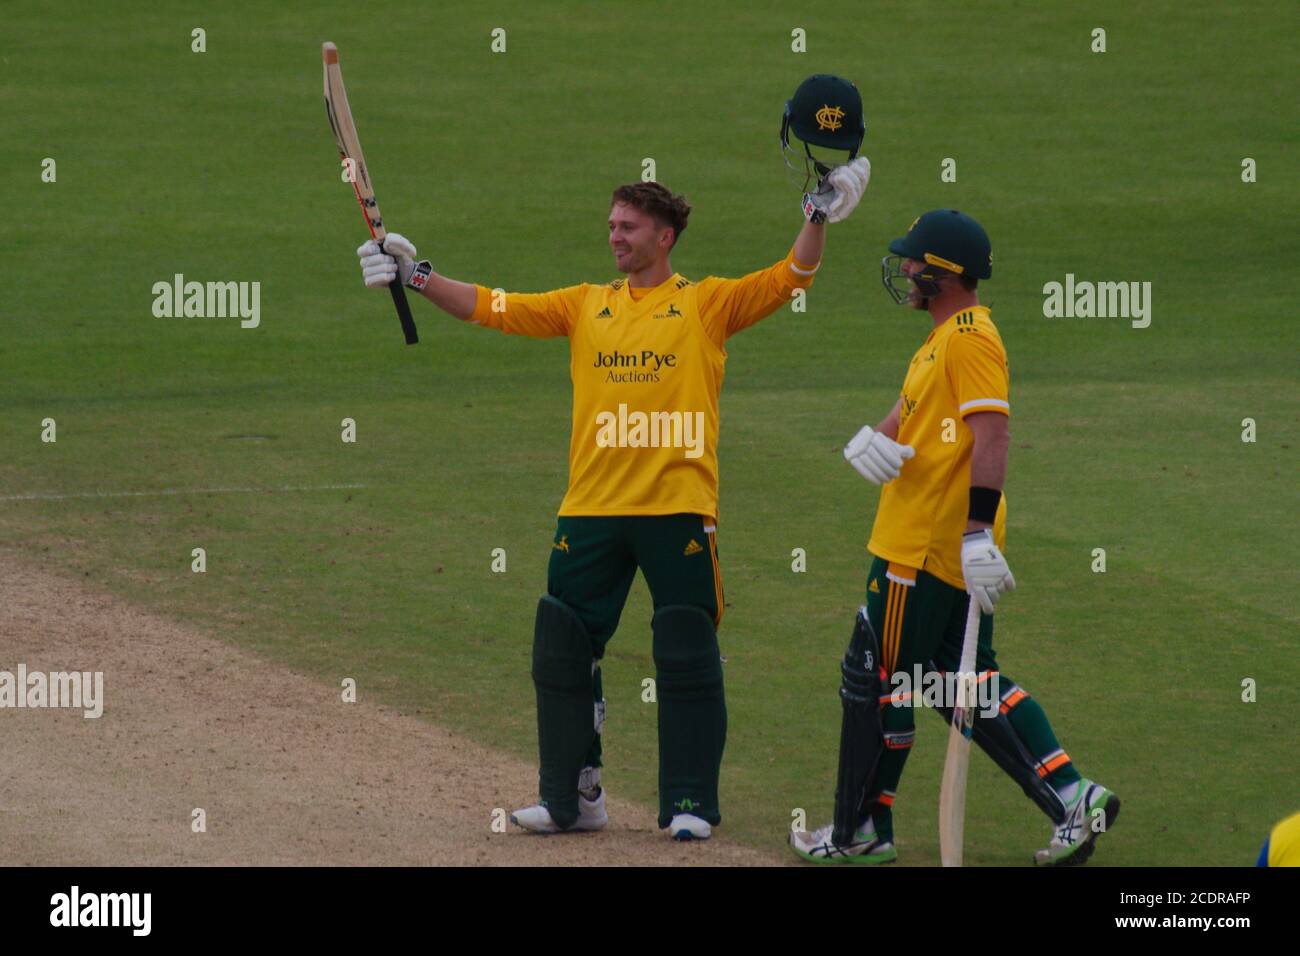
791;209;1121;865
1258;810;1300;866
354;77;871;840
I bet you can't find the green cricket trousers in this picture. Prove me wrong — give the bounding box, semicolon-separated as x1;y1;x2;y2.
533;513;726;829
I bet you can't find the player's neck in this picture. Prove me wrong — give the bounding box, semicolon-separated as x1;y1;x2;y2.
628;258;674;289
930;292;980;327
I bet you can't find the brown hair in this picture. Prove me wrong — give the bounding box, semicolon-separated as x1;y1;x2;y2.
610;182;691;247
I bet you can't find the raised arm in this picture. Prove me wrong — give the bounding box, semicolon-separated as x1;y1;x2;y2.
696;158;869;341
793;219;826;273
357;233;475;319
357;233;580;337
418;272;478;321
695;244;821;340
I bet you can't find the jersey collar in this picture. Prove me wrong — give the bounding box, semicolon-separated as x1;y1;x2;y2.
623;273;683;301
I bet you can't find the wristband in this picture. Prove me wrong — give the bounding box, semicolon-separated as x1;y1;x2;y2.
968;486;1002;524
802;192;828;224
406;259;433;291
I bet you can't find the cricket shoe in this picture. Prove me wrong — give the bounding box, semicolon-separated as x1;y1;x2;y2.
510;790;608;834
1033;779;1120;866
789;818;897;865
668;813;712;841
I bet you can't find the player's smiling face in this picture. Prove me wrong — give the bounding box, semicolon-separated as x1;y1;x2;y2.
608;202;671;274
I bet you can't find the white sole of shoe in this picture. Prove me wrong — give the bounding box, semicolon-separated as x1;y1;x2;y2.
669;815;711;841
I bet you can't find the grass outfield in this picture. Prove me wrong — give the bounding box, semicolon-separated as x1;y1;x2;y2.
2;1;1296;865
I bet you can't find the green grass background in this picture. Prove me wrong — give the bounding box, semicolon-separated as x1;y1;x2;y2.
2;1;1296;865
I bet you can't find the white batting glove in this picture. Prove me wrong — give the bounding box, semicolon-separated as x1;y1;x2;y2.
961;529;1016;614
825;157;871;223
358;233;421;289
843;424;914;484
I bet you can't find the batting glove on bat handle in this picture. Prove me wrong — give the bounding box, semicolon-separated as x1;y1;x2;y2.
358;233;430;290
961;529;1017;614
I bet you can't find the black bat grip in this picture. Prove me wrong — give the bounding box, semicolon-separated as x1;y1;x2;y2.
388;279;419;345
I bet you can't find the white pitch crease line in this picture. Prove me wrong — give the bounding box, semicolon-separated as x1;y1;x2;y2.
0;484;368;502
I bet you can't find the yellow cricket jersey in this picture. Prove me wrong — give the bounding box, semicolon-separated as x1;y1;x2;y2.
1263;811;1300;866
469;248;817;518
868;305;1010;589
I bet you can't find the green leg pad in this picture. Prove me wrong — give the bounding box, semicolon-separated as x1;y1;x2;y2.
580;663;605;783
532;596;595;829
652;605;726;828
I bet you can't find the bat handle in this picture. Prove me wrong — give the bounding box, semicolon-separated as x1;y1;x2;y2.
960;597;981;675
388;279;419;345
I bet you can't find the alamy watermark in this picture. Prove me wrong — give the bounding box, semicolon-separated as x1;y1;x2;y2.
594;403;705;460
888;665;1000;717
1042;274;1151;328
152;274;260;328
50;886;150;936
0;665;104;718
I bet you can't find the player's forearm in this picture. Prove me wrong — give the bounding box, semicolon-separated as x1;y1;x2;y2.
793;220;825;268
876;399;903;440
966;427;1009;531
969;437;1007;491
418;272;478;322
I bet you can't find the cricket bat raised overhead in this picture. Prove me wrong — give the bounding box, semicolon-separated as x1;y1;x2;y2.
939;596;982;866
322;41;419;345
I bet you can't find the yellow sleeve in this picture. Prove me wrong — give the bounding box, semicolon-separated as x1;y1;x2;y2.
695;247;818;344
1268;812;1300;866
947;328;1010;418
469;284;587;338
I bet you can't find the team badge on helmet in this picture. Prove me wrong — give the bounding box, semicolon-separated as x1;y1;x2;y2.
781;74;865;194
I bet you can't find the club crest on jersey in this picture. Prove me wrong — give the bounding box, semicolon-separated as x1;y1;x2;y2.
815;104;844;131
653;304;683;320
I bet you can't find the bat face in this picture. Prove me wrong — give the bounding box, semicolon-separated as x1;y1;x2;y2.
322;42;386;241
939;599;983;866
939;725;972;866
321;40;417;345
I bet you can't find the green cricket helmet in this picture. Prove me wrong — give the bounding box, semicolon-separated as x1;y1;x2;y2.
781;74;865;191
881;209;992;305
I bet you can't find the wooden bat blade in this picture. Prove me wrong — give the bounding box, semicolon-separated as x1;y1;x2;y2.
938;597;982;866
321;41;417;345
322;42;382;237
939;717;972;866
